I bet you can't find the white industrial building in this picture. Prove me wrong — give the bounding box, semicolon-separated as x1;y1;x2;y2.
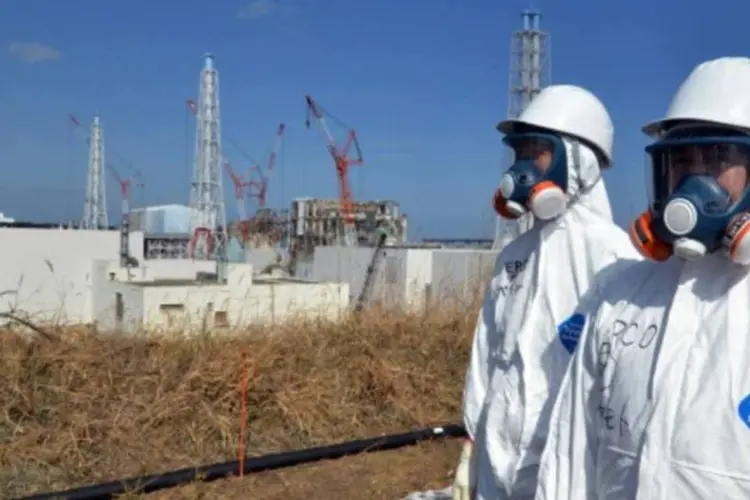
0;227;348;334
312;246;498;312
93;260;347;334
128;204;196;234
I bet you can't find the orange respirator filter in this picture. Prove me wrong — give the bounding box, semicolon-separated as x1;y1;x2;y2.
629;210;672;261
492;189;520;219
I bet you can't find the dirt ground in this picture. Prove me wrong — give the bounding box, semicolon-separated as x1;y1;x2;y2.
0;304;475;499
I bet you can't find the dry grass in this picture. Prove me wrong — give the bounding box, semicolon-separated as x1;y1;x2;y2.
0;302;476;499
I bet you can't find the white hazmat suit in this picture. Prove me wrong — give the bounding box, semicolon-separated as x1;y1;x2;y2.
457;85;643;500
535;57;750;499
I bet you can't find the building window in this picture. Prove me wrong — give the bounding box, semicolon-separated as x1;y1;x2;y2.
159;303;185;312
214;311;229;327
115;293;124;322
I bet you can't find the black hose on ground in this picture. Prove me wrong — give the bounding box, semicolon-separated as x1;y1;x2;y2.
20;423;466;500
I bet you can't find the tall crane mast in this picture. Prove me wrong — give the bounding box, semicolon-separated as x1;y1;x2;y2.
304;95;362;247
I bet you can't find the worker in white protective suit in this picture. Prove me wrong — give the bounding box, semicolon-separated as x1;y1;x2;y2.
452;85;642;500
534;56;750;500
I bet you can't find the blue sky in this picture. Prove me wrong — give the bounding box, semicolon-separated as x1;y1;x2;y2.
1;0;747;239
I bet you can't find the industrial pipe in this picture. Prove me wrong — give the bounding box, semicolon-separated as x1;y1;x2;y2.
20;424;466;500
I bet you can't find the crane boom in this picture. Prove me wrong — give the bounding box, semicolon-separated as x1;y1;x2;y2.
247;122;285;208
105;163;130;215
222;161;248;221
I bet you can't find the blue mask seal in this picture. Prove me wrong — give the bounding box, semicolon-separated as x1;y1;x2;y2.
646;127;750;259
495;132;569;220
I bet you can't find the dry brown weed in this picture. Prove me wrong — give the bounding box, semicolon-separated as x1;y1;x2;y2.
0;302;476;498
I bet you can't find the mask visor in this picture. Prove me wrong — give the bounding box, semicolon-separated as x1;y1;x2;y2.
646;136;750;211
504;134;557;174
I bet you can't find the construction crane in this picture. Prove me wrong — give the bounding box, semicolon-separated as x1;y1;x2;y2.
106;163;143;217
209;124;285;246
247;123;285;209
223;161;250;221
241;123;286;249
304;95;363;247
222;159;256;244
105;163;142;267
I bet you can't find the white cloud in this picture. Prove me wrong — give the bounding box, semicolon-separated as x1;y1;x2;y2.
8;42;61;63
237;0;276;19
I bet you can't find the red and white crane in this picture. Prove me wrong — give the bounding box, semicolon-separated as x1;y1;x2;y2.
247;122;285;209
304;95;363;247
223;160;250;221
105;163;144;219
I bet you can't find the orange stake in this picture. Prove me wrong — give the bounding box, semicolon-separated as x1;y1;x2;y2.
238;347;248;477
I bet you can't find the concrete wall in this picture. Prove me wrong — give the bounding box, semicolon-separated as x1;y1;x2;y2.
139;280;348;333
244;247;282;272
0;228;145;324
403;249;433;310
313;246;435;311
312;245;498;311
111;259;217;282
428;249;498;306
313;246;406;307
91;260;144;332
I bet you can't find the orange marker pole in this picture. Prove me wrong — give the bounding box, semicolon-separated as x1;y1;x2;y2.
238;347;248;478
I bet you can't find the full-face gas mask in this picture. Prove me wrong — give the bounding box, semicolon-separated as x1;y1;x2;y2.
630;125;750;264
493;132;569;221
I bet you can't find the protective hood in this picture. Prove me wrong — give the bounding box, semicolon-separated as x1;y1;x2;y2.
462;139;639;499
561;137;613;222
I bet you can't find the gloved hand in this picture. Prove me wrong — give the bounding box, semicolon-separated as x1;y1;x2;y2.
452;438;477;500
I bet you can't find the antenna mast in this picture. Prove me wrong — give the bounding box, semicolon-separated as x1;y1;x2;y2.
82;114;108;230
493;10;550;249
188;53;228;269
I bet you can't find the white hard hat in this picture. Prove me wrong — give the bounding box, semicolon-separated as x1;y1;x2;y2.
498;85;614;167
643;57;750;137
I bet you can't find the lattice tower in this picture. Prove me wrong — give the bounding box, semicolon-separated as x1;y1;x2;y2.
82;114;108;230
188;53;228;262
